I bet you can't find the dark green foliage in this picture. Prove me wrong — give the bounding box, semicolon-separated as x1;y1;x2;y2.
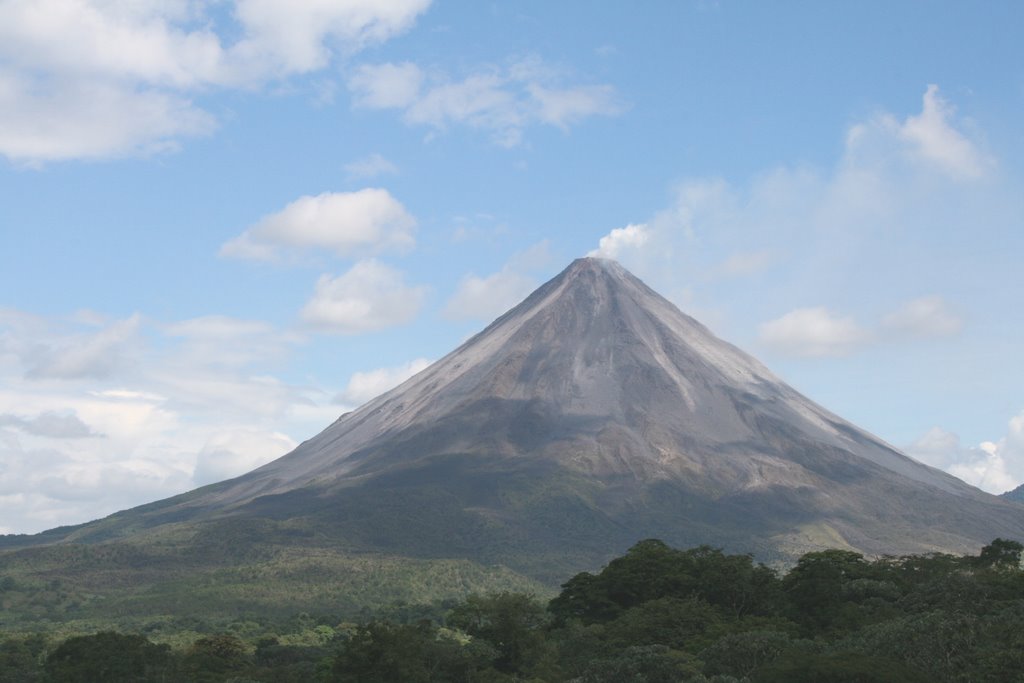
976;537;1024;569
549;539;780;626
781;549;886;634
329;620;497;683
0;634;46;683
754;650;931;682
700;630;805;679
573;644;701;682
43;631;171;683
182;633;249;682
447;592;554;676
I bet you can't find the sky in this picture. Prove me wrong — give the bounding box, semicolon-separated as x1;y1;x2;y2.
1;1;1023;534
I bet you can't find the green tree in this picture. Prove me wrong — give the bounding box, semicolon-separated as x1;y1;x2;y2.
330;620;496;683
976;538;1024;570
43;632;171;683
448;592;553;676
183;633;249;682
782;549;876;633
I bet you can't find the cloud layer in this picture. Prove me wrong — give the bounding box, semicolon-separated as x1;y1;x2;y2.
0;309;338;534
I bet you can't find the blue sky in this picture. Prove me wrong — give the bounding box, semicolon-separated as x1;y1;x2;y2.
1;1;1023;533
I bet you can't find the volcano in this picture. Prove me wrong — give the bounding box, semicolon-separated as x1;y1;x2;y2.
3;258;1022;615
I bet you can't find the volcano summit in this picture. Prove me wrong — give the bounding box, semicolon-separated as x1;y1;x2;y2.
3;258;1022;609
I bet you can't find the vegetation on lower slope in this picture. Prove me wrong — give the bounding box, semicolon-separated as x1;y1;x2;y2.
0;516;548;633
3;538;1023;681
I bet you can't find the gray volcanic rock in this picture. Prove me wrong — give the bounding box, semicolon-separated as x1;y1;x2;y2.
213;258;965;498
22;258;1024;576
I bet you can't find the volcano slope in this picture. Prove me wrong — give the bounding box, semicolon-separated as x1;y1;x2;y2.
2;257;1022;621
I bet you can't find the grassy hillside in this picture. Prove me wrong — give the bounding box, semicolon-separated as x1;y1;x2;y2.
0;516;549;634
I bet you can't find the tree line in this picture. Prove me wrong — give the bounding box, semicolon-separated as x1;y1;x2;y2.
2;538;1022;682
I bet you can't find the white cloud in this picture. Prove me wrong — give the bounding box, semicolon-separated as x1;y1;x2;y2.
0;0;432;163
0;388;193;531
906;414;1024;494
893;84;993;180
347;57;623;146
193;429;297;486
758;307;871;358
336;357;432;407
588;223;650;260
0;71;216;164
0;307;339;533
344;152;398;179
881;296;964;339
220;189;416;261
444;241;552;320
230;0;431;76
301;259;427;333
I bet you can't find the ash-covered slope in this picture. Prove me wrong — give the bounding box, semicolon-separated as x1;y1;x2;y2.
24;258;1024;574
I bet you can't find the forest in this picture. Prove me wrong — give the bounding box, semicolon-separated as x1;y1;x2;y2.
1;538;1022;682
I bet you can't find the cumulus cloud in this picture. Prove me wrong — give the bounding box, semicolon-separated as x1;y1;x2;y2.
444;241;552;320
301;259;427;334
344;152;398;180
347;57;624;146
906;414;1024;494
193;429;297;486
881;296;964;339
0;0;431;163
758;307;871;358
336;357;432;407
220;189;416;261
